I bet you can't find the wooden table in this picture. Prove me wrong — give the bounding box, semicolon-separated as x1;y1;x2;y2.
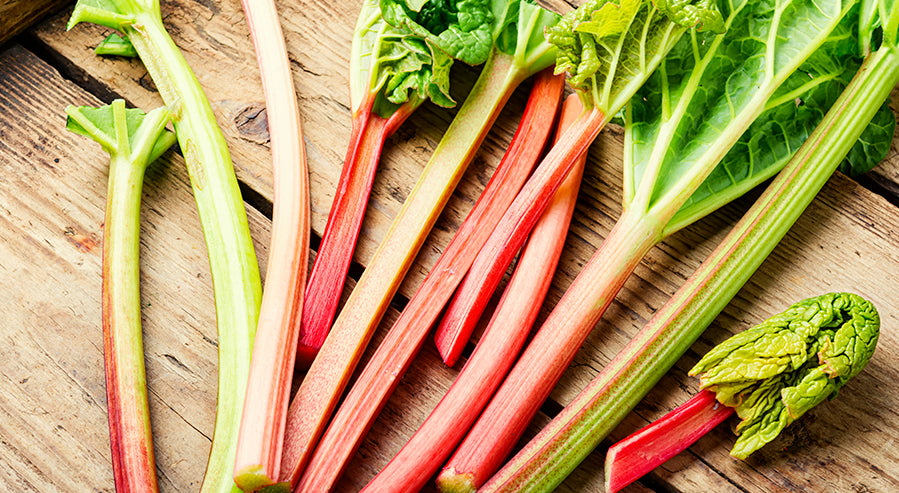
1;1;898;491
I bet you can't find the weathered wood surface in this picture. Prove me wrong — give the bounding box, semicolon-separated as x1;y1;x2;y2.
0;0;897;491
0;0;69;45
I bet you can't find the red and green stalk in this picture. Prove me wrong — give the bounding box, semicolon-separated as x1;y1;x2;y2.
296;94;418;368
232;0;310;490
69;2;264;491
292;68;565;493
362;93;587;493
68;100;176;493
277;49;542;490
478;41;899;492
604;390;733;493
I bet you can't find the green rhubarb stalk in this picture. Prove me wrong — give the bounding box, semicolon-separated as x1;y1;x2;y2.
480;8;898;487
362;92;586;493
438;0;872;489
297;0;458;367
277;0;561;488
68;3;264;492
433;0;725;367
605;292;881;492
231;0;310;491
65;100;176;493
296;67;564;493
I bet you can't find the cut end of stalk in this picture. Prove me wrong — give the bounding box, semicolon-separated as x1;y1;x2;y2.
436;469;477;493
233;465;275;492
603;390;734;493
257;480;292;493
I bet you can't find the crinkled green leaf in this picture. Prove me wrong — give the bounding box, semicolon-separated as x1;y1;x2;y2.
544;0;721;110
622;0;863;235
352;0;456;117
380;0;497;65
690;293;880;459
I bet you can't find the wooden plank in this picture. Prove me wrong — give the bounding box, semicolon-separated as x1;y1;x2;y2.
0;0;69;45
5;1;899;493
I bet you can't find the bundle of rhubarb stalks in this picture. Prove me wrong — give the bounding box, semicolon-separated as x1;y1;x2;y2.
62;0;897;491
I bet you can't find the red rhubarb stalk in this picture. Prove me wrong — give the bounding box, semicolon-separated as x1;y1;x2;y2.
362;93;587;493
295;68;565;493
232;0;310;490
297;96;417;368
278;0;563;486
295;0;456;367
604;390;732;493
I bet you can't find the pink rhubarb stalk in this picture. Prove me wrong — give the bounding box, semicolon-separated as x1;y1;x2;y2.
294;68;565;493
232;0;310;490
363;93;587;493
297;96;416;368
604;390;732;493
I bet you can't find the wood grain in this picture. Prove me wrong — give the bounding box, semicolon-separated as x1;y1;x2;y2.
2;0;898;491
0;0;69;46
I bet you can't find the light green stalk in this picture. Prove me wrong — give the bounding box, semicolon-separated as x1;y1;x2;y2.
68;2;263;492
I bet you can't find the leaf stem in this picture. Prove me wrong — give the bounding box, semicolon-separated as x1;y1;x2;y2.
231;0;310;490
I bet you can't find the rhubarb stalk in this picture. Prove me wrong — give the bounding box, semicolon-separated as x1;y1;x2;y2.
439;0;869;489
480;7;898;487
65;100;177;492
232;0;310;490
605;293;881;492
297;0;457;367
296;68;565;493
363;92;587;493
69;2;264;492
277;0;561;488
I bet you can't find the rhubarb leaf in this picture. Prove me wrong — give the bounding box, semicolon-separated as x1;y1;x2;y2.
620;0;862;235
96;32;138;57
65;102;176;164
380;0;498;65
545;0;723;112
839;101;896;177
352;0;456;118
690;293;880;459
493;0;560;68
